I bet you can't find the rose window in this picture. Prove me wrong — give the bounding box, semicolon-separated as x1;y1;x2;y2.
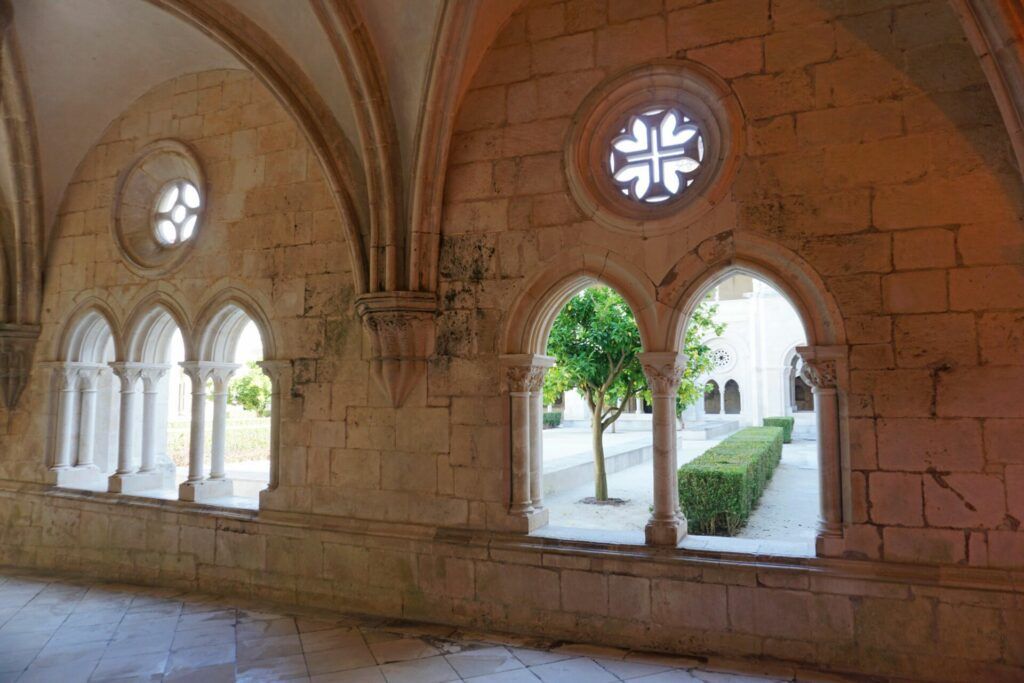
712;348;732;370
153;180;201;246
608;108;705;204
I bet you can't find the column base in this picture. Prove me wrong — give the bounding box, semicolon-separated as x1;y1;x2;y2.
815;525;844;556
178;478;234;502
108;470;164;493
47;465;104;489
501;506;550;533
645;517;686;547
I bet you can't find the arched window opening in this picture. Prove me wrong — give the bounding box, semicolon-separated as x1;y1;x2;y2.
723;379;741;414
703;380;721;414
679;272;819;549
49;310;118;492
106;306;185;498
536;285;654;537
788;354;814;413
180;303;269;508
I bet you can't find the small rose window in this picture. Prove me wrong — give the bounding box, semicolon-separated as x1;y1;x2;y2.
153;180;201;246
609;108;704;204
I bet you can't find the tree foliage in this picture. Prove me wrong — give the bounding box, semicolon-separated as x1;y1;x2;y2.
228;361;271;417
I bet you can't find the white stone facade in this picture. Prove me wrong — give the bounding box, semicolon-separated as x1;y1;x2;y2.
683;275;817;439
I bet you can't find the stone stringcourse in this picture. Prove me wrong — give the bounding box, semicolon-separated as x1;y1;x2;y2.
678;426;784;536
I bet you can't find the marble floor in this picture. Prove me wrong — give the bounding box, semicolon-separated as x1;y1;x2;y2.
0;571;860;683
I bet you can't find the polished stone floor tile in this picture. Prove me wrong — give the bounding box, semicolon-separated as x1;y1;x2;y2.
0;570;859;683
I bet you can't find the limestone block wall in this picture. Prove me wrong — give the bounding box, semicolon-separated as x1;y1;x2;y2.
0;1;1022;681
0;68;362;491
441;0;1024;568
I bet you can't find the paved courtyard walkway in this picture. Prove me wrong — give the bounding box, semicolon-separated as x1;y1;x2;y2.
0;570;862;682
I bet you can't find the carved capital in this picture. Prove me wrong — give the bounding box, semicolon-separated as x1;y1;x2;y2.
257;360;292;387
795;345;848;391
138;364;171;392
799;359;837;389
0;324;39;411
109;362;146;391
355;292;436;407
500;354;556;394
638;352;687;397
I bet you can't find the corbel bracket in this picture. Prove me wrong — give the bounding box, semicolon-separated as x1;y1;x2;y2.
0;323;40;411
355;291;436;407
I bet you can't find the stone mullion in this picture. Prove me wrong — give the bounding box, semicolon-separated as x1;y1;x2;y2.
506;366;534;517
51;365;80;470
797;345;848;550
526;358;555;510
639;352;688;547
75;367;103;468
111;365;141;476
208;364;241;481
258;360;291;494
179;362;209;484
139;365;169;474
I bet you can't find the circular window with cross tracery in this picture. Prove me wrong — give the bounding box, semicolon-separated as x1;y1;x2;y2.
609;108;705;204
566;61;743;237
112;139;205;276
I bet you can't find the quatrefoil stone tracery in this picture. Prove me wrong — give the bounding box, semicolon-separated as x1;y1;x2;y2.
608;108;705;204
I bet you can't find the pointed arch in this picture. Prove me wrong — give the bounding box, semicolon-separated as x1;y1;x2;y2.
503;247;660;355
194;286;275;362
58;299;121;363
662;233;846;352
123;291;193;363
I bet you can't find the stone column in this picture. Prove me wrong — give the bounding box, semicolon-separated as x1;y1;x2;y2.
639;352;687;547
138;365;169;474
797;345;846;549
208;364;240;480
506;365;533;517
51;365;79;470
75;367;102;468
107;363;146;492
178;362;234;502
181;362;208;484
526;357;555;510
258;360;291;497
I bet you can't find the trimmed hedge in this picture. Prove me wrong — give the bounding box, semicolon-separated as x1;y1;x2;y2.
543;412;562;429
677;426;784;536
762;416;795;443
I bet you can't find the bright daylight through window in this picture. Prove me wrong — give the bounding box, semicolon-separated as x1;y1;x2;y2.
154;180;201;245
608;108;704;203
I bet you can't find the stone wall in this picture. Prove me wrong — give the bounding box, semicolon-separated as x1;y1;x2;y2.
0;1;1023;681
442;0;1024;568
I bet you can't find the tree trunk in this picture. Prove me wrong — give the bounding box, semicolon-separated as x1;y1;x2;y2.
592;408;608;501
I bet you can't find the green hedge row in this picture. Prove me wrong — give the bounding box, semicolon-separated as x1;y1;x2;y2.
762;416;794;443
677;426;784;536
542;412;562;428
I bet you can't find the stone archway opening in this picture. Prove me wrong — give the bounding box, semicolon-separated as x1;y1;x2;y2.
678;272;821;546
537;284;656;538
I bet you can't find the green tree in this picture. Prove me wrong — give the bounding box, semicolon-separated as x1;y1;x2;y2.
544;286;723;501
228;362;271;417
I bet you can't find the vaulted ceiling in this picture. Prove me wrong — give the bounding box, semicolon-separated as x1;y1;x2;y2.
3;0;1024;322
